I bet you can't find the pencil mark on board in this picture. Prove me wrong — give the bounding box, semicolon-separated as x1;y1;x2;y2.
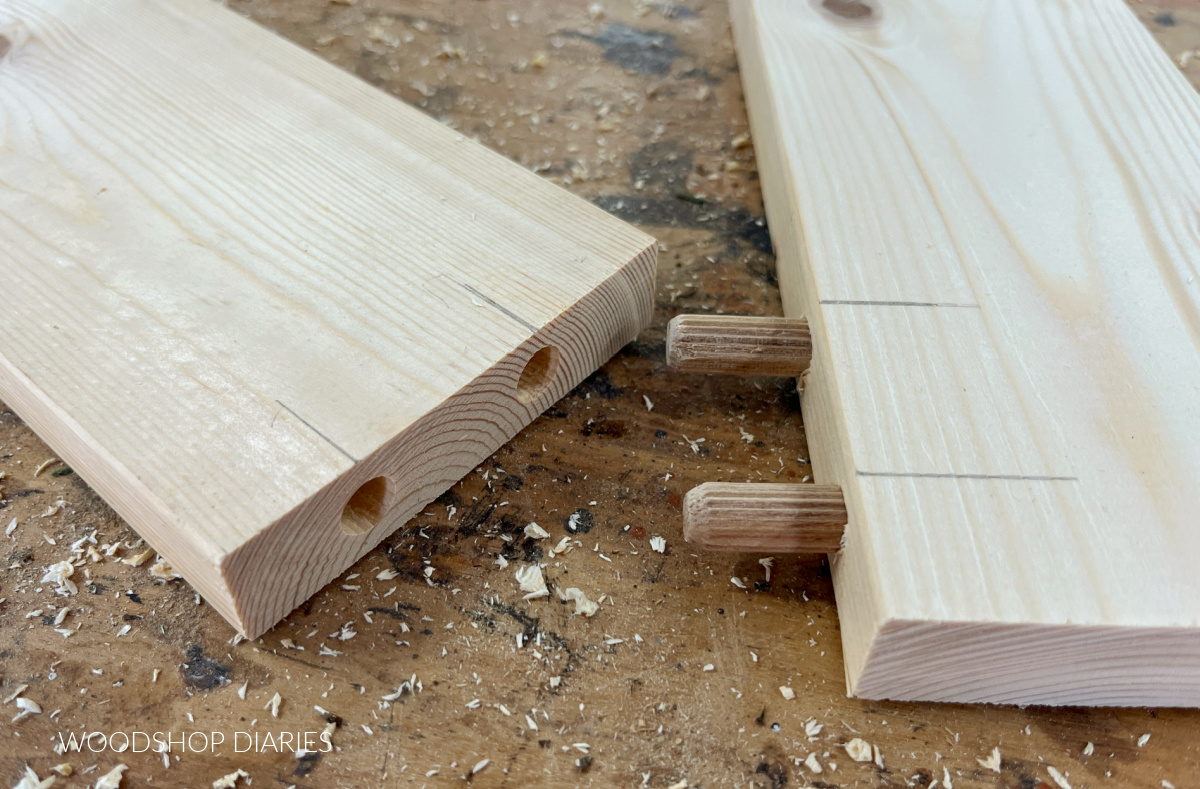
857;470;1077;482
275;400;358;463
820;300;980;308
460;282;539;333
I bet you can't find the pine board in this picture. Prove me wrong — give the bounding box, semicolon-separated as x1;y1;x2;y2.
0;0;655;638
732;0;1200;705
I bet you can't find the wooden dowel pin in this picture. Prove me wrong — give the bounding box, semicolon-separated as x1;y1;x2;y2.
683;482;846;553
666;314;811;376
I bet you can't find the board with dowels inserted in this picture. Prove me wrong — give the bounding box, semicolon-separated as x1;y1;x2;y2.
729;0;1200;705
0;0;655;638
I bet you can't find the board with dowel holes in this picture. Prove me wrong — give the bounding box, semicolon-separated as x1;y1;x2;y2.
0;0;655;638
732;0;1200;705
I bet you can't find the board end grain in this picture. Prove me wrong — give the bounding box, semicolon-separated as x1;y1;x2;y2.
682;481;846;554
666;314;811;376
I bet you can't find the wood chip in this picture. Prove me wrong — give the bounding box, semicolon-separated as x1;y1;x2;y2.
559;587;599;617
844;738;872;762
3;684;29;704
212;769;250;789
779;686;795;700
94;764;128;789
977;746;1001;772
1047;765;1072;789
515;565;549;600
524;522;550;539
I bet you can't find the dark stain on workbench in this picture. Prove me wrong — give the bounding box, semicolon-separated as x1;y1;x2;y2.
566;23;683;74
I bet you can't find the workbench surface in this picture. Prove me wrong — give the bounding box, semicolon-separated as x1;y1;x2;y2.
3;1;1198;786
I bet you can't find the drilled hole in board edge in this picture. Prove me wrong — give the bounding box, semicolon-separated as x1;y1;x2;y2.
341;476;389;536
516;346;560;404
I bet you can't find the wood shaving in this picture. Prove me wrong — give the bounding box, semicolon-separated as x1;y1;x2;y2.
524;522;550;540
94;764;128;789
515;565;549;600
12;766;55;789
5;518;16;537
977;747;1001;772
376;568;399;580
702;664;714;672
844;738;872;762
1082;742;1094;756
382;675;420;701
649;536;666;553
12;696;42;723
666;781;687;789
943;767;953;789
779;686;794;700
469;759;489;776
759;557;773;582
149;557;181;580
804;719;822;739
803;753;822;774
33;457;60;477
265;692;282;717
730;577;747;589
559;587;599;616
50;765;72;777
212;769;250;789
122;548;154;567
1047;766;1072;789
4;684;29;704
643;395;654;411
40;561;77;596
1137;733;1151;747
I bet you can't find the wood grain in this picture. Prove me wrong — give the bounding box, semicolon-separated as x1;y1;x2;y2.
666;314;811;376
733;0;1200;705
683;481;846;553
0;0;655;637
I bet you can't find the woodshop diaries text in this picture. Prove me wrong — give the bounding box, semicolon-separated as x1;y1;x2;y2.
55;730;333;754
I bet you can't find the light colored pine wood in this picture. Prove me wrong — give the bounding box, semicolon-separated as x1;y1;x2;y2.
0;0;655;638
683;482;845;553
733;0;1200;705
666;314;811;376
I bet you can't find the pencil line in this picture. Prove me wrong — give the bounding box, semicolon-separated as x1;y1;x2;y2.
275;400;357;462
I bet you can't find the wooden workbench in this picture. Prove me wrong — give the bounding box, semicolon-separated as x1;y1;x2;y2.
3;0;1198;786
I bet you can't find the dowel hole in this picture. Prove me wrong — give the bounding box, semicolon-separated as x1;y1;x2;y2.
341;476;389;536
822;0;873;19
516;346;560;404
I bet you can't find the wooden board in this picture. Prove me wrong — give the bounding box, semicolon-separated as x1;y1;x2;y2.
0;0;655;639
3;1;1200;785
731;0;1200;706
